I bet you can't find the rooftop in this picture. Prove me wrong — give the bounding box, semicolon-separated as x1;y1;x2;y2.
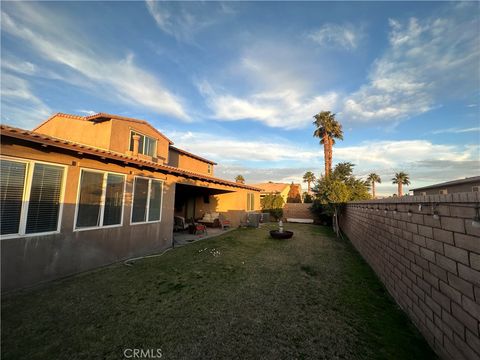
410;176;480;191
0;124;259;191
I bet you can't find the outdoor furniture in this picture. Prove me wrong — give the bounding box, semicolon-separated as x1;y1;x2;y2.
187;218;207;235
198;212;220;227
174;216;189;232
218;214;231;230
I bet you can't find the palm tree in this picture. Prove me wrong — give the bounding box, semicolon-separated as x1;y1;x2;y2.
302;171;316;193
367;173;381;199
235;175;245;184
313;111;343;177
392;172;410;197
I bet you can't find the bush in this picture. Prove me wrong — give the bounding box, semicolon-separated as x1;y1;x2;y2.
264;208;284;221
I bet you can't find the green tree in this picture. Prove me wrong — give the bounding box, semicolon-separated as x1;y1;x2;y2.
303;192;313;203
331;162;355;181
367;173;381;199
313;111;343;177
260;194;284;220
392;172;410;197
302;171;316;193
312;163;370;236
235;175;245;184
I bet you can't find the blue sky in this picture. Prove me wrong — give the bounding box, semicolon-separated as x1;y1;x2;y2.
1;1;479;195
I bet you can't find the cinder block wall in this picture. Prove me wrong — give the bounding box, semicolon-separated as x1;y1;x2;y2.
339;193;480;360
283;203;315;220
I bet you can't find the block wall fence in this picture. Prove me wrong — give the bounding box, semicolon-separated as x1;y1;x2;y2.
339;193;480;360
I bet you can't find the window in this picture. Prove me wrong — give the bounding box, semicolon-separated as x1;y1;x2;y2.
247;193;255;211
75;170;125;230
0;158;65;237
207;164;212;174
131;177;163;223
439;189;448;195
472;186;479;192
129;131;156;157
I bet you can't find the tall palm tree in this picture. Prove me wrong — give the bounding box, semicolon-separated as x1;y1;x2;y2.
367;173;381;199
313;111;343;177
235;175;245;184
392;172;410;197
302;171;316;193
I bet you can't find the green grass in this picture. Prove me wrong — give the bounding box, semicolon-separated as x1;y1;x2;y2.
1;224;437;360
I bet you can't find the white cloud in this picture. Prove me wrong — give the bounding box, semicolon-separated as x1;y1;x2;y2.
198;79;338;129
307;23;364;50
197;39;339;129
1;2;189;121
1;74;51;128
167;129;479;195
145;0;234;42
431;127;480;135
343;10;479;122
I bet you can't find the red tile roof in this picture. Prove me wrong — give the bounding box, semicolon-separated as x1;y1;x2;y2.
0;124;260;191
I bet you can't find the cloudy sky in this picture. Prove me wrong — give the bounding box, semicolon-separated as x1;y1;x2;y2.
1;1;479;195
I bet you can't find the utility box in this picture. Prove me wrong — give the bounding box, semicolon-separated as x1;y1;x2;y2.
260;213;270;223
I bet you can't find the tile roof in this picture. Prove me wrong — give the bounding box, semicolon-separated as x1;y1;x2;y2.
0;124;260;191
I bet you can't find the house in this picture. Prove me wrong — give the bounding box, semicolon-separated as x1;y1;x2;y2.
250;182;303;205
410;176;480;196
0;112;260;291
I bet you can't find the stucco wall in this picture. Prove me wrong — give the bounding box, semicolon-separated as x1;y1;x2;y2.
0;137;259;291
168;148;213;175
339;194;480;360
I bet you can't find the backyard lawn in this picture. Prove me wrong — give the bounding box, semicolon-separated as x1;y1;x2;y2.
2;224;437;360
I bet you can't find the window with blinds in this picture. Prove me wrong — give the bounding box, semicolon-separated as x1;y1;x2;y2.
26;164;64;234
0;158;65;237
0;159;27;235
132;177;163;223
75;170;125;229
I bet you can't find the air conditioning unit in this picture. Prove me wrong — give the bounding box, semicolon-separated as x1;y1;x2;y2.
247;213;261;227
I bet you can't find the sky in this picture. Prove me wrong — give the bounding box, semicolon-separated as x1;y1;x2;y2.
1;1;479;196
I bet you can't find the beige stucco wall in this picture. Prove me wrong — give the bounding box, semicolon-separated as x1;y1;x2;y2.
108;118;170;163
35;114;113;150
35;115;171;164
168;149;214;176
0;136;259;291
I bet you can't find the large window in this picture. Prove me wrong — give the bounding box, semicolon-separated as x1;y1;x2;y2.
75;170;125;230
0;158;65;237
247;193;255;211
131;177;163;223
129;131;157;157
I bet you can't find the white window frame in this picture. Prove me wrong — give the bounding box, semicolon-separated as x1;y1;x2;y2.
0;156;67;240
130;176;164;225
129;130;157;157
73;168;127;232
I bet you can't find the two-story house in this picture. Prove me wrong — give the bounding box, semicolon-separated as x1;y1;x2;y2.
0;112;260;291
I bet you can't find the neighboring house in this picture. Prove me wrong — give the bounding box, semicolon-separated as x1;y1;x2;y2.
0;112;260;291
410;176;480;195
251;182;303;205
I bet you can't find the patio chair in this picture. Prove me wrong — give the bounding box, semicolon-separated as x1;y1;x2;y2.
218;214;231;230
188;217;207;236
174;216;189;232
